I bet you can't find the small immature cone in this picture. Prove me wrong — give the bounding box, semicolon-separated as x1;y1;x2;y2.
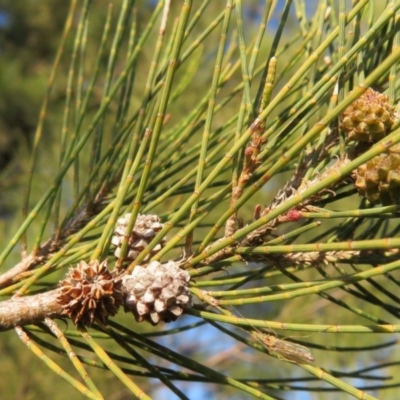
353;144;400;205
340;88;395;143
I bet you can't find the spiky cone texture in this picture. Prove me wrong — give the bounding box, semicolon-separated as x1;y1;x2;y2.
123;260;192;325
340;88;395;142
111;213;166;261
58;260;123;326
353;144;400;205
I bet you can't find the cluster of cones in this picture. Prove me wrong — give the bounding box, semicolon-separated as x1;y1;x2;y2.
341;88;399;205
58;214;192;326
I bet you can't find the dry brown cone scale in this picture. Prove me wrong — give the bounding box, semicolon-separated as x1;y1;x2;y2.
57;260;123;325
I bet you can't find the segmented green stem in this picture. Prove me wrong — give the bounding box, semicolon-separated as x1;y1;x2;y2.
21;0;77;253
44;318;103;398
15;326;101;400
78;325;151;400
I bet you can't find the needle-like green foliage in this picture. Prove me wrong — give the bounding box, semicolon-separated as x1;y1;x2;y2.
1;1;400;399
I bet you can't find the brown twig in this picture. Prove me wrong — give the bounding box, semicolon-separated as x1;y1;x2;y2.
0;289;62;332
0;247;49;289
0;196;109;289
